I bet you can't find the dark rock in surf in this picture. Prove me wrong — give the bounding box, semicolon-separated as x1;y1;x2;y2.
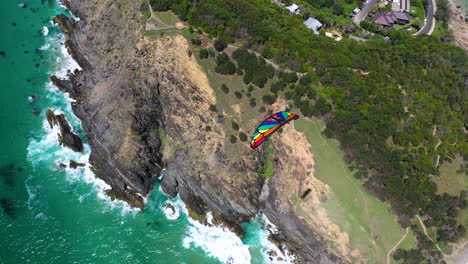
1;199;15;218
69;160;85;169
0;164;16;187
46;109;84;152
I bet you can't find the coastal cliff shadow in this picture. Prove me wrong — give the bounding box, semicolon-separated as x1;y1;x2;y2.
1;199;16;218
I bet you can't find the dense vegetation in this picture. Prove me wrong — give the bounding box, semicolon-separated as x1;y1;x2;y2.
159;0;467;262
232;48;275;88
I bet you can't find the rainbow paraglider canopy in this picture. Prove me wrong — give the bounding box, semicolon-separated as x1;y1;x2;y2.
250;111;299;149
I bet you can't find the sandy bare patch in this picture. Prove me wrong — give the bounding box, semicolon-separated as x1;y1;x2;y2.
269;98;288;111
272;124;360;262
151;35;215;106
175;22;186;30
231;103;241;114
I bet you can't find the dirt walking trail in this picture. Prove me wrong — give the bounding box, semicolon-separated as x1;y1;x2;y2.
386;227;409;264
417;215;445;254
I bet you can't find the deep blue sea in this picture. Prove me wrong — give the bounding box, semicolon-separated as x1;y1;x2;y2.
0;1;294;263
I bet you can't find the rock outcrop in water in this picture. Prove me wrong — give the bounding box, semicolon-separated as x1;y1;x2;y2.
52;0;342;262
46;109;83;153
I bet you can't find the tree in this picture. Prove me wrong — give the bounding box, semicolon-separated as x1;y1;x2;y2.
209;104;217;112
214;38;227;51
215;53;236;75
199;49;209;59
232;121;240;130
230;135;237;143
235;91;243;99
249;97;257;107
191;38;202;45
315;97;332;115
239;132;248;141
262;94;277;105
221;83;229;94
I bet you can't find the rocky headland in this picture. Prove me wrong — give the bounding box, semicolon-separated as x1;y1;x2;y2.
51;0;360;262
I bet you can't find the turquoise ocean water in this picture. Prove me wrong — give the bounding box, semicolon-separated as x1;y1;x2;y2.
0;1;294;264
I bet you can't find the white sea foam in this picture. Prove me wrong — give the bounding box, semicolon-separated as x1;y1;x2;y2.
257;214;296;264
38;43;51;51
41;26;49;36
26;10;137;217
162;200;180;220
183;211;252;264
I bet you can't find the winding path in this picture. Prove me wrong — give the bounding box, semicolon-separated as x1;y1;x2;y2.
416;215;445;254
413;0;437;36
353;0;378;25
386;227;409;264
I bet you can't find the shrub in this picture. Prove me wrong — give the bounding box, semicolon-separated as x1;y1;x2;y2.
209;104;217;112
259;106;266;113
214;38;227;51
230;135;237;143
199;49;209;59
315;97;332;115
191;38;202;45
205;126;212;132
280;72;298;83
236;68;243;75
262;94;277;105
232;121;239;130
215;53;236;75
249;97;257;107
239;132;248;142
235;91;243;99
248;85;254;92
221;84;229;94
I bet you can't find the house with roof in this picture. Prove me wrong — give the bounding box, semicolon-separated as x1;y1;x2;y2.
303;17;322;34
372;10;411;26
286;4;301;14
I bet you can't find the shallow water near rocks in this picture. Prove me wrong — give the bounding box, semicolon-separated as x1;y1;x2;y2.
0;1;292;263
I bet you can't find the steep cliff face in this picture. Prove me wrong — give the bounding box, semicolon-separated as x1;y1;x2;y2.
53;0;163;208
54;0;343;262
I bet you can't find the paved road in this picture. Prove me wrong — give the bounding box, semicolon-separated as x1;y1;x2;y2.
413;0;437;36
353;0;377;25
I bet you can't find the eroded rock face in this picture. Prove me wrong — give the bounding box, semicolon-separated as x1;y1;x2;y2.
55;0;342;262
52;0;163;209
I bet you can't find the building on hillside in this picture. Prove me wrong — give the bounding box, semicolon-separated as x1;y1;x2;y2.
286;4;301;14
372;10;411;26
391;0;410;12
303;17;323;34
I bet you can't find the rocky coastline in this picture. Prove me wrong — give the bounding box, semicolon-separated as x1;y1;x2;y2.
52;0;343;262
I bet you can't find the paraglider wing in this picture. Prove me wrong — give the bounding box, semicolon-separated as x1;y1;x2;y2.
250;111;299;149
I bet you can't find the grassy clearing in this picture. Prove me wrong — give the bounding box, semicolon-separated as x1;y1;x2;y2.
398;230;417;250
294;118;415;264
142;28;178;36
155;11;179;25
433;158;468;235
433;158;467;196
